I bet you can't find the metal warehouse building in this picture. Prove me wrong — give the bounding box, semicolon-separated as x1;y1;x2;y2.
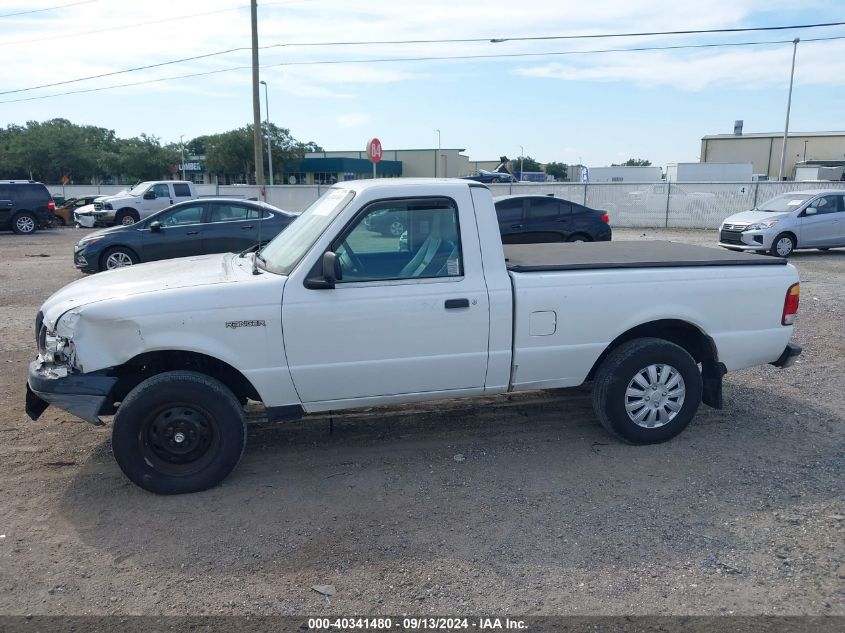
700;130;845;180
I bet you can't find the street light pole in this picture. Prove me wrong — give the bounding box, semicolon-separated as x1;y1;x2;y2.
260;80;273;186
519;145;524;182
435;129;441;178
180;134;185;181
778;37;800;181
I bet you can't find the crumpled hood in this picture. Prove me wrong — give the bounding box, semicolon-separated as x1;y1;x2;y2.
722;210;791;226
41;253;243;329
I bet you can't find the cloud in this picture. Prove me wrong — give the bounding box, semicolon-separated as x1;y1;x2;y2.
335;113;370;128
514;40;845;91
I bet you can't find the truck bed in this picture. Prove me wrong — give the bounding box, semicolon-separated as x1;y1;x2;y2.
504;240;786;272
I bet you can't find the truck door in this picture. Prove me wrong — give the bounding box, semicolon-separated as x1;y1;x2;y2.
142;183;174;218
282;194;491;403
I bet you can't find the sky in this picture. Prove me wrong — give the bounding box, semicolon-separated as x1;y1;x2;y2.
2;0;845;168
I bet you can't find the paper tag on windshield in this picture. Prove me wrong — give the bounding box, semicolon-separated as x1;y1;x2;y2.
447;258;460;275
787;200;803;206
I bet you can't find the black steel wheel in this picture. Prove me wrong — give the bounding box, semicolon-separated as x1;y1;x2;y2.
112;371;247;494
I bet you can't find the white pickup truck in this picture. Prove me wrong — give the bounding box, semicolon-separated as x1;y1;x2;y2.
76;180;199;227
26;179;801;494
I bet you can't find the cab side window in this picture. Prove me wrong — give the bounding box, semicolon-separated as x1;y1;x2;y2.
333;198;462;282
527;198;559;220
152;184;170;199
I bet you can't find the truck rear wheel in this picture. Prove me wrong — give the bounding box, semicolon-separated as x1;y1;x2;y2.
592;337;702;444
111;371;247;494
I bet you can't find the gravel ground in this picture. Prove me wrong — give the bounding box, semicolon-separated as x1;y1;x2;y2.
0;227;842;616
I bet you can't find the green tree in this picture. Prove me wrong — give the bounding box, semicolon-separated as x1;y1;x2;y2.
544;161;568;181
613;158;652;167
112;134;179;182
515;155;542;173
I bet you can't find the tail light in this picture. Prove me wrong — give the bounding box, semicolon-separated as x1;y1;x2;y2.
600;213;609;223
782;283;800;325
47;200;56;211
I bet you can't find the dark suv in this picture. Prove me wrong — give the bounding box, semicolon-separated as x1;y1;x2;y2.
494;194;611;243
0;181;55;234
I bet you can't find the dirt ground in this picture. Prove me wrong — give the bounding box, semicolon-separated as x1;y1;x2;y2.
0;227;842;616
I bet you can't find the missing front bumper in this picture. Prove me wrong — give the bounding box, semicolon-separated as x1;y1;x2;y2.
26;360;117;425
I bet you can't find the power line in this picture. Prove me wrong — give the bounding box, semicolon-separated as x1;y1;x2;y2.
3;34;844;105
4;19;845;95
0;0;307;47
0;0;97;19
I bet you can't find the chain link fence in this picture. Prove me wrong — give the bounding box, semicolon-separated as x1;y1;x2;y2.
53;181;845;229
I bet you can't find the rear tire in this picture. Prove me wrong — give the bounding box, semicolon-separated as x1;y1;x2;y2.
592;337;702;444
565;233;591;243
111;371;247;495
12;212;38;235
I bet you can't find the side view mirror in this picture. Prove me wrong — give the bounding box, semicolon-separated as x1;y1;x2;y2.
143;191;156;200
304;251;342;289
149;221;163;232
804;207;817;216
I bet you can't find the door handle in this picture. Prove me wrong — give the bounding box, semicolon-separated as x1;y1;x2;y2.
445;298;470;309
241;225;254;229
186;231;200;235
510;224;523;229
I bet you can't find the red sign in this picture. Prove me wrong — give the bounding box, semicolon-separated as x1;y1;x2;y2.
367;138;383;163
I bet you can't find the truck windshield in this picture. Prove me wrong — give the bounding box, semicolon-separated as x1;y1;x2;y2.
259;188;355;275
757;193;813;212
128;181;153;196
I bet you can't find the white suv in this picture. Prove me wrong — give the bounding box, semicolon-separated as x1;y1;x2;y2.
718;189;845;257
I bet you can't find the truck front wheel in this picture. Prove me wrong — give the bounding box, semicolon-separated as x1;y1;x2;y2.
115;209;139;225
592;337;702;444
111;371;247;494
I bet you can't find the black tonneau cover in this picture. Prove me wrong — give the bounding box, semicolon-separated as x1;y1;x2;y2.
504;240;786;272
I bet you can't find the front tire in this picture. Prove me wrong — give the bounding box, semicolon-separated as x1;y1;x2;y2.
770;233;795;257
12;212;38;235
100;246;139;271
592;337;703;444
115;209;139;225
111;371;247;495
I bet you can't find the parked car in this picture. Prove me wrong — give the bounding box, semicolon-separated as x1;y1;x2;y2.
462;170;516;184
494;194;611;243
718;189;845;257
0;180;55;234
80;181;199;226
52;196;100;226
73;198;296;273
365;208;408;237
29;179;801;494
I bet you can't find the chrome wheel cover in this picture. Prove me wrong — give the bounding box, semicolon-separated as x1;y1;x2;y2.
625;364;686;428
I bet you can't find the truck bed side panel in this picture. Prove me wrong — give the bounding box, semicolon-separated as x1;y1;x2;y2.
509;264;798;390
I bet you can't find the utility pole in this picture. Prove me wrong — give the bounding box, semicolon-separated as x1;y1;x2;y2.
778;37;799;182
250;0;265;189
260;80;273;185
435;129;440;177
179;134;185;181
519;145;524;182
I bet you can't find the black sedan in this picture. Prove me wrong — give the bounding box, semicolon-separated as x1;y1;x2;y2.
494;195;611;243
73;198;296;273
